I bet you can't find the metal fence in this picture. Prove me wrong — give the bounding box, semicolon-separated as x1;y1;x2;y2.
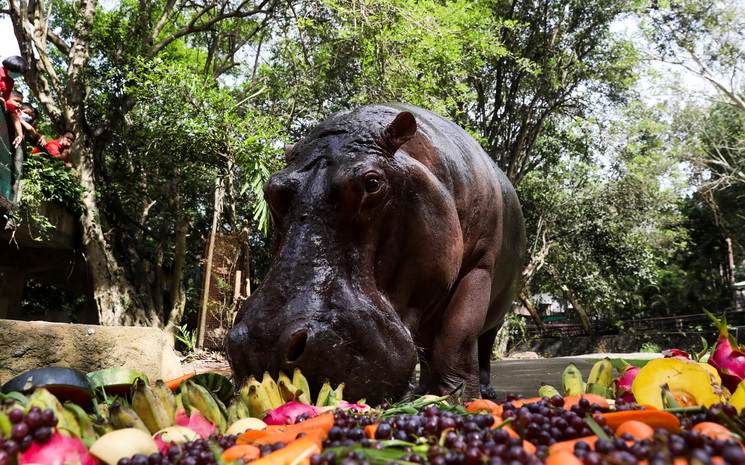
523;295;745;339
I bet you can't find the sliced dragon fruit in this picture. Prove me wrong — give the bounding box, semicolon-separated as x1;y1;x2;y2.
614;362;640;403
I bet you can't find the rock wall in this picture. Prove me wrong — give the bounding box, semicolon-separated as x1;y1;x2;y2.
0;320;184;385
508;330;716;357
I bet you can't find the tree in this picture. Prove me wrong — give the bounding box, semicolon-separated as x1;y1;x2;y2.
2;0;280;327
259;0;639;185
640;0;745;308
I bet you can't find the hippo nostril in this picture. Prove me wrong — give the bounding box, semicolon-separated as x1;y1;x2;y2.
286;330;308;363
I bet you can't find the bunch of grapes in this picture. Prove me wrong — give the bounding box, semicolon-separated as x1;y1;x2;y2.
0;406;58;465
118;436;239;465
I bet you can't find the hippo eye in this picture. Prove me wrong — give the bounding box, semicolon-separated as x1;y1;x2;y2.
364;176;381;193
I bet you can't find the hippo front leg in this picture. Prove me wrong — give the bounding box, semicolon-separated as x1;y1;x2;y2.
427;269;494;401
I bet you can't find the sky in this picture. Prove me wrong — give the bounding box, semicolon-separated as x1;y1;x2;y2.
1;16;21;59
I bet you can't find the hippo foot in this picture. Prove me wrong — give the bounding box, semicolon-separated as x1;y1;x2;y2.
480;382;497;399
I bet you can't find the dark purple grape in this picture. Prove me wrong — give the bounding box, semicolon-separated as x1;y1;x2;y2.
8;409;24;424
33;426;53;444
0;451;10;465
10;422;29;440
118;458;133;465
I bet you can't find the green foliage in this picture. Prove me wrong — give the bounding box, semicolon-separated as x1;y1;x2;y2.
17;151;84;237
175;323;198;353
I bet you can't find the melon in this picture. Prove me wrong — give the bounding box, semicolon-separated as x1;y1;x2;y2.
87;368;149;397
1;367;95;407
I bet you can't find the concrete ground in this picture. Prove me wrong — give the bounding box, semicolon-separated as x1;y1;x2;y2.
489;353;661;399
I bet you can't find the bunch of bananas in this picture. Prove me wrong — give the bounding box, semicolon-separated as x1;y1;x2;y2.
236;369;344;423
538;357;615;399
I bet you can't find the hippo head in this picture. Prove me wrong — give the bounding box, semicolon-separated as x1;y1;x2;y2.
226;107;436;404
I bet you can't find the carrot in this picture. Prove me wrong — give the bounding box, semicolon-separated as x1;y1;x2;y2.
247;436;321;465
692;421;743;444
466;399;501;414
237;429;272;443
163;372;196;391
364;424;378;439
548;436;599;455
270;413;336;435
561;394;610;411
545;450;584;465
221;444;261;462
615;420;655;440
593;410;680;433
249;428;326;449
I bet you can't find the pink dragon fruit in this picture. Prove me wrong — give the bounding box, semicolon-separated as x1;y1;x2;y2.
175;408;216;438
614;363;640;403
263;402;325;425
19;431;97;465
662;349;691;360
705;309;745;392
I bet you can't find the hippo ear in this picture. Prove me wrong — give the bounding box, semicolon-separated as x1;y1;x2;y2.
379;111;417;156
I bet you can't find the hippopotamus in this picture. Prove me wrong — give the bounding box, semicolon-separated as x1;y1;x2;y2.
226;103;525;403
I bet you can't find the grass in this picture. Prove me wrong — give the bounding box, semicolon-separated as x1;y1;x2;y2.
587;358;654;370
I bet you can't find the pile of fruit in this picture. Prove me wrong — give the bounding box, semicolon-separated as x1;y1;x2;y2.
3;309;745;465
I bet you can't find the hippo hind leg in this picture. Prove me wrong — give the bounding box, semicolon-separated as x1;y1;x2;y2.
477;326;499;399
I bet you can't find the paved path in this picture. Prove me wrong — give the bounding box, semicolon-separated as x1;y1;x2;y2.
489;357;597;399
489;353;660;399
190;352;660;401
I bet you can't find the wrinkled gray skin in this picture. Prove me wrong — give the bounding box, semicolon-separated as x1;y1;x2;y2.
226;104;525;404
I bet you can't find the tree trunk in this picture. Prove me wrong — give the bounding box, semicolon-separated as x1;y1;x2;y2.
519;292;545;330
78;141;161;326
165;217;191;338
560;284;594;335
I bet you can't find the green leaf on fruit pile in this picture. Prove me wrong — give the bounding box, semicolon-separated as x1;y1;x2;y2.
0;391;29;406
326;442;423;465
584;415;611;440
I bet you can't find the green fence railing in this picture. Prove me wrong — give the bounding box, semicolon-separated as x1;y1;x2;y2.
0;109;23;203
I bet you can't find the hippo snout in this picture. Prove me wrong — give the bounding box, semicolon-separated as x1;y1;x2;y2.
227;302;419;404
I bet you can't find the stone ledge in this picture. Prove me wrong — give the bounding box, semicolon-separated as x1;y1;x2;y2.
0;320;184;385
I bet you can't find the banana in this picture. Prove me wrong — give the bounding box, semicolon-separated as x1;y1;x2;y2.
63;402;98;447
181;379;227;432
278;380;303;403
259;372;284;410
315;380;332;407
0;411;11;438
227;396;251;424
538;384;561;398
562;363;585;397
153;380;178;424
26;388;79;437
585;358;614;397
243;385;267;418
277;371;302;403
108;401;150;433
132;378;172;434
292;368;313;405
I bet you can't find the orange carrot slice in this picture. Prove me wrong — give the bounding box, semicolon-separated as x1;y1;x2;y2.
692;421;743;445
248;436;321;465
364;424;378;439
237;429;272;443
615;420;655;440
594;410;680;433
466;399;501;414
545;450;584;465
222;444;261;462
548;436;599;455
163;372;196;391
